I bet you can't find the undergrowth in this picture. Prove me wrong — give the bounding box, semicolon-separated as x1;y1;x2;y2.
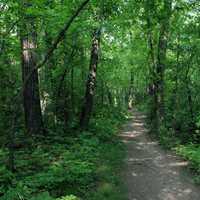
0;107;128;200
175;144;200;184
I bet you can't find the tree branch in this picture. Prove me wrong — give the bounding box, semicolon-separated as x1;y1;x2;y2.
22;0;90;92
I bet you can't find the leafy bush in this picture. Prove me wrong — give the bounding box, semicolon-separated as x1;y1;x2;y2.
0;166;15;195
0;182;31;200
57;195;79;200
30;192;54;200
0;108;127;200
158;126;181;148
89;108;127;141
176;144;200;183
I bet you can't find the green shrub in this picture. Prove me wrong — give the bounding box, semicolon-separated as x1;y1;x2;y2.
57;195;79;200
0;107;127;200
0;182;31;200
176;144;200;184
158;125;181;148
0;166;15;194
30;192;54;200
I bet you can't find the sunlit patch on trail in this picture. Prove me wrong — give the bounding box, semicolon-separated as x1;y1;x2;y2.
168;161;188;167
123;112;200;200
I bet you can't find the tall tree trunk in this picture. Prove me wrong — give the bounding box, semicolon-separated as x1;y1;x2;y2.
71;60;75;113
172;35;180;131
80;28;101;129
145;1;158;132
20;1;44;134
156;0;172;123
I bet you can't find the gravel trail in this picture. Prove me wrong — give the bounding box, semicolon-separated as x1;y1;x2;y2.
121;110;200;200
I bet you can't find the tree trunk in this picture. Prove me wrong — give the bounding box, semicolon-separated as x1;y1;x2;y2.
20;1;44;134
172;35;180;131
145;3;158;132
156;0;172;123
80;28;101;129
71;61;75;113
128;69;134;109
106;86;113;106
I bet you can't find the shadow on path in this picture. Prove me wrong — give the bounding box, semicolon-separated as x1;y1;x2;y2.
121;110;200;200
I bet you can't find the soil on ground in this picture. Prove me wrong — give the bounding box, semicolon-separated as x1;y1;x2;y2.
121;110;200;200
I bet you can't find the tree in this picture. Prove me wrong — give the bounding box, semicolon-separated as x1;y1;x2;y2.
80;28;101;129
156;0;172;123
19;1;44;134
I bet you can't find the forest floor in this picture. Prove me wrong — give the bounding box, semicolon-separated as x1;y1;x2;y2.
121;110;200;200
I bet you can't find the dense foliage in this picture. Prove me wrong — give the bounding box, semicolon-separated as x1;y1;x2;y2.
0;0;200;199
0;108;127;200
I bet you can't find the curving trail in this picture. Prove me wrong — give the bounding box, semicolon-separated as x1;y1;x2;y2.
121;110;200;200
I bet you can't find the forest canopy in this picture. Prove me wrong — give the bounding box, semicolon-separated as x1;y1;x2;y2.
0;0;200;199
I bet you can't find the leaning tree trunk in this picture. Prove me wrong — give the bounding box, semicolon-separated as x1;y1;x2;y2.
20;1;44;134
80;28;101;129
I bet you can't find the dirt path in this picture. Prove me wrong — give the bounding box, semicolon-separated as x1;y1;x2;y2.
121;110;200;200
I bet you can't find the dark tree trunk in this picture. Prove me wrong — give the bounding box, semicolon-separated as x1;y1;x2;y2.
145;5;158;132
106;87;113;106
20;2;44;134
71;61;75;113
80;28;101;129
156;0;172;123
172;35;180;131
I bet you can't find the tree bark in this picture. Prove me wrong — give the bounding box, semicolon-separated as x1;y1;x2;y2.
156;0;172;123
145;1;158;131
20;0;90;96
80;28;101;129
20;1;44;134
